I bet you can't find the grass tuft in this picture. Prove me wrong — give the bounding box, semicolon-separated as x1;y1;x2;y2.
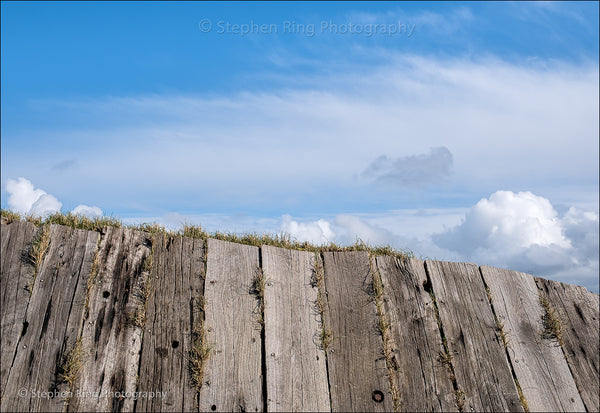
189;319;213;391
250;267;266;326
58;337;85;388
539;293;564;346
1;209;21;224
180;224;208;239
26;224;52;294
131;239;155;328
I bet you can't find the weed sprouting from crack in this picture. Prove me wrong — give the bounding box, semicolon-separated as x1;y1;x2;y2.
369;256;400;411
189;317;213;391
485;287;510;349
515;378;530;412
130;238;155;328
250;267;266;327
539;293;564;347
58;336;85;405
311;256;333;352
25;224;51;295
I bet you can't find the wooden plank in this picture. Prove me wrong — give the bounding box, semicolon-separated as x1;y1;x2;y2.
0;221;37;395
480;266;585;412
262;246;330;412
375;256;456;412
323;251;392;412
198;238;262;413
68;227;151;412
136;235;205;412
425;261;523;412
534;277;599;412
1;224;99;412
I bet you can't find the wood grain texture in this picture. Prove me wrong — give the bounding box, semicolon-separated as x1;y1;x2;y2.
136;235;205;412
198;239;262;413
534;277;599;412
425;261;523;412
1;224;99;412
323;251;392;413
69;227;151;412
375;256;456;412
480;266;585;412
262;246;330;412
0;221;37;396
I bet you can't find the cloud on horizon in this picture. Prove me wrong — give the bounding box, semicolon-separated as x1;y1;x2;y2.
5;177;102;218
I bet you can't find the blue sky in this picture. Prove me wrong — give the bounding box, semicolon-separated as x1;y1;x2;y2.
2;2;599;291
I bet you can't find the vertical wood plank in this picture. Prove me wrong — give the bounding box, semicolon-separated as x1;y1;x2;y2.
375;256;456;412
135;236;205;412
323;251;392;412
1;225;99;412
198;239;262;413
425;261;522;412
534;277;599;411
262;246;330;412
69;227;151;412
480;266;586;412
0;221;37;395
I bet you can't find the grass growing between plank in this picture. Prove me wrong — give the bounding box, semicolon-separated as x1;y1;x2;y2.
250;267;266;327
539;293;565;347
311;256;333;352
131;238;156;328
369;256;400;411
58;337;85;388
25;224;51;294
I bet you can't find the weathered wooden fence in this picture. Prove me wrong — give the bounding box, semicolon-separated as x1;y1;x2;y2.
1;221;598;412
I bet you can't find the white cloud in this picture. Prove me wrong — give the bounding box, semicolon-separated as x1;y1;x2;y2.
5;177;62;217
5;177;50;214
72;204;103;218
434;191;598;291
280;214;335;245
4;177;103;219
435;191;571;253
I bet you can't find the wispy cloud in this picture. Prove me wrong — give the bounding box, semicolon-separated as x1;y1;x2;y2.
3;55;597;214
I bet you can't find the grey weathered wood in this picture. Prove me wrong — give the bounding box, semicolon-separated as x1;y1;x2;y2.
323;251;392;412
262;246;330;412
69;227;151;412
198;239;262;413
480;266;586;412
0;221;37;395
136;235;205;412
534;277;599;412
425;261;523;412
1;224;99;412
375;256;456;412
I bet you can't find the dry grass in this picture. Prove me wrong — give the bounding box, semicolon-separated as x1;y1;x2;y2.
84;242;102;319
369;257;400;411
539;293;564;346
311;256;333;351
25;224;51;294
2;209;414;261
131;242;155;328
485;287;510;349
58;337;85;387
189;320;213;391
0;208;21;224
250;267;266;326
515;378;530;412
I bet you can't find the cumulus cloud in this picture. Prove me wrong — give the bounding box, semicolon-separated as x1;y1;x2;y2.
280;215;335;245
434;191;598;290
362;147;453;187
5;177;62;216
4;177;102;218
72;204;103;218
279;214;394;246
